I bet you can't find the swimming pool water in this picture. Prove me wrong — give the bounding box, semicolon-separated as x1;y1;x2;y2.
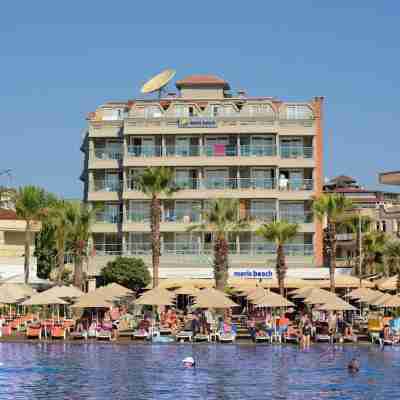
0;342;399;399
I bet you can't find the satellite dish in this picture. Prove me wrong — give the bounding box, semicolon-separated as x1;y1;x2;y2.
141;69;176;97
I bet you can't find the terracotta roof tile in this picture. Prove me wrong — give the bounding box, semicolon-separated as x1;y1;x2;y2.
176;75;230;89
0;209;22;220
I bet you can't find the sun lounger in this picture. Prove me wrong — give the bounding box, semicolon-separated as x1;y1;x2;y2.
133;330;149;340
218;333;235;343
26;326;42;339
194;333;210;342
152;334;175;343
315;334;331;342
51;326;66;340
283;332;299;344
97;330;113;341
176;331;193;342
159;327;172;336
70;331;87;340
255;333;271;343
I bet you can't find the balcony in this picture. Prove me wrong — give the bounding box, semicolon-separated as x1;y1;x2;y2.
126;144;278;158
125;178;313;194
279;210;313;224
120;241;313;257
247;209;276;223
280;146;313;159
95;212;122;224
92;179;122;192
94;149;122;160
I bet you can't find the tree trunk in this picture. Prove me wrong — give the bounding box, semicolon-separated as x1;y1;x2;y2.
150;195;161;288
57;247;65;284
73;255;83;289
24;221;31;284
214;235;229;291
276;243;286;297
397;266;400;295
328;220;336;293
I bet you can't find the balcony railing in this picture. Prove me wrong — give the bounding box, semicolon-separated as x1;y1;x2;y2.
94;149;122;160
280;146;313;159
248;210;277;222
336;233;355;241
279;211;313;223
125;178;313;192
126;144;279;158
95;212;122;224
92;179;122;192
95;242;314;257
126;212;150;223
240;145;276;157
164;211;201;223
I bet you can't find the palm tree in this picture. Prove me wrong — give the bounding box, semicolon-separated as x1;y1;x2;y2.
256;221;299;296
189;198;249;291
338;213;372;276
384;241;400;293
15;186;52;284
48;200;74;283
136;167;176;288
362;231;386;276
67;203;95;289
313;194;353;292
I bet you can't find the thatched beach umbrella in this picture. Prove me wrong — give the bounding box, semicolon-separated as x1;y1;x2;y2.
378;275;400;291
292;288;332;300
134;292;175;306
348;287;380;300
370;293;393;306
316;298;357;311
21;292;68;306
71;291;113;309
42;285;84;300
303;290;339;305
252;292;294;308
377;295;400;308
174;286;199;295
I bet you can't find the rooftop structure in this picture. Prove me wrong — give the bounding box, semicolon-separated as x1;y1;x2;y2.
81;74;324;279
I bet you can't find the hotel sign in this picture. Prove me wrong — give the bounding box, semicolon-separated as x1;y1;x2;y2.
178;117;217;128
232;269;273;279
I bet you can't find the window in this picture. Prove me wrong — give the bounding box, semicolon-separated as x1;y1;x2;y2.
144;105;162;118
244;103;274;116
286;105;313;120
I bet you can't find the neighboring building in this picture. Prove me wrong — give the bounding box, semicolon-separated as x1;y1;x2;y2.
81;74;324;279
324;175;400;265
0;187;16;210
0;209;42;283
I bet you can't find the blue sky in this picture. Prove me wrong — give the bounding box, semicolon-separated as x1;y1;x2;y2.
1;2;399;198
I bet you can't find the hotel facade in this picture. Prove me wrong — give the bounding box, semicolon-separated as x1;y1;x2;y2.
81;75;324;279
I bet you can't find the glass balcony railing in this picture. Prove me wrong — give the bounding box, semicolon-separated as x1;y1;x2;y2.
127;145;163;157
125;144;280;158
94;149;122;160
280;146;313;159
124;178;313;192
126;213;150;223
248;210;277;222
240;145;276;157
95;212;122;224
164;211;201;223
92;179;122;192
279;211;313;223
94;242;314;257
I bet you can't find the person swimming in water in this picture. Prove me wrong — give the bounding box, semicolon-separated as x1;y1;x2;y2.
182;357;196;368
348;358;360;372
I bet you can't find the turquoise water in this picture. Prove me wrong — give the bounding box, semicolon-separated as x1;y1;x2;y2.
0;343;399;399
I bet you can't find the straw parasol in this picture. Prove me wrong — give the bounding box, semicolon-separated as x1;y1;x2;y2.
314;276;373;289
377;295;400;308
71;291;113;309
192;289;238;309
134;292;175;306
348;287;381;300
316;297;357;311
246;287;266;301
95;283;134;300
174;286;199;295
303;290;339;305
0;286;26;304
370;293;393;306
378;275;399;291
0;283;35;301
252;291;294;308
42;285;84;300
263;277;312;289
154;279;213;290
292;288;331;300
22;292;68;306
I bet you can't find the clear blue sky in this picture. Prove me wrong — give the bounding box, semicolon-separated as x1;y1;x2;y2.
1;2;399;198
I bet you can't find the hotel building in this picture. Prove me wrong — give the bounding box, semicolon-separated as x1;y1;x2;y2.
81;75;324;279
